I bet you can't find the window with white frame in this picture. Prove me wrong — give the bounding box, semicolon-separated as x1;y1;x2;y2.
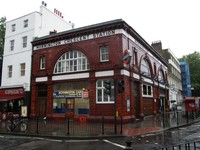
96;79;114;103
22;36;27;48
54;50;89;74
8;65;12;78
20;63;25;76
141;59;151;77
24;19;28;28
142;84;152;97
40;56;46;70
10;40;14;51
100;46;109;62
11;24;16;32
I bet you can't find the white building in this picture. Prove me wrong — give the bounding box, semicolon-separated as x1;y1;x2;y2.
0;2;74;116
151;41;183;109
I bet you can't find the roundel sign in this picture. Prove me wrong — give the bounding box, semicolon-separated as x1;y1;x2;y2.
123;49;131;64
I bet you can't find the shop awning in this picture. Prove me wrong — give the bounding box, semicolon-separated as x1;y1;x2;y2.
184;97;195;101
0;96;24;102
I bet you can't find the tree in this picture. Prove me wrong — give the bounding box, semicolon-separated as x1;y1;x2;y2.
179;51;200;96
0;17;6;62
0;17;6;85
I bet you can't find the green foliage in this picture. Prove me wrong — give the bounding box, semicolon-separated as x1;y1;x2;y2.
179;51;200;96
0;17;6;63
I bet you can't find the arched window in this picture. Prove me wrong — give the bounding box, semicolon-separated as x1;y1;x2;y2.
158;70;165;83
54;51;90;74
141;59;151;77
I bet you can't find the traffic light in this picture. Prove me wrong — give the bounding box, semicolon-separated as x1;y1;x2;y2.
118;79;124;93
104;80;111;96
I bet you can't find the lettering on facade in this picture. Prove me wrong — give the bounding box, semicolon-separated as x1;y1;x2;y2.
5;89;24;95
53;90;83;98
34;30;116;50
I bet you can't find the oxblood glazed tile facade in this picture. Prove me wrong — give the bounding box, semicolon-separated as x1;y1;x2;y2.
31;19;169;122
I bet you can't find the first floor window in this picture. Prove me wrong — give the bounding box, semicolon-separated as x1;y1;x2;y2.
96;79;114;103
10;40;14;51
20;63;25;76
8;65;12;78
22;36;27;48
40;56;46;70
100;46;109;62
142;84;152;97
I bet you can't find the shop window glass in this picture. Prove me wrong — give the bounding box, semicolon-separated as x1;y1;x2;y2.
53;81;89;115
0;100;23;113
53;99;66;113
54;50;89;74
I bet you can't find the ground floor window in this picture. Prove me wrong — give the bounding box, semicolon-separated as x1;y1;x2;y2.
53;99;66;113
0;99;24;113
142;84;153;97
96;79;114;103
53;98;89;115
53;81;89;115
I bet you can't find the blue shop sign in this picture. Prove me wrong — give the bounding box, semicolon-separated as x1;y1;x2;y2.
53;90;83;98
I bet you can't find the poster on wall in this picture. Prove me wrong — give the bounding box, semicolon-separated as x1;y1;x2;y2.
21;106;27;117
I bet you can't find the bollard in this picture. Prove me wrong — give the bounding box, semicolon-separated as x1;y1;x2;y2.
176;111;179;125
186;111;189;123
36;116;39;133
67;118;70;135
192;110;194;120
120;116;123;134
102;116;104;135
124;139;133;150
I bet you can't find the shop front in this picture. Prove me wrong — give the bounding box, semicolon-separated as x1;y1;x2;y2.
0;87;25;120
52;81;89;120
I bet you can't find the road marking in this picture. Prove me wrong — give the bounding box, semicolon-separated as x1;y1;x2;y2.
0;135;4;138
65;139;99;143
103;139;126;149
44;139;63;142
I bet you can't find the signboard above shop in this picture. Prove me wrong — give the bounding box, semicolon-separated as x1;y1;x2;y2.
53;90;83;98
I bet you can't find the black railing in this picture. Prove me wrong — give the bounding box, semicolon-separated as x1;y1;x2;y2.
157;139;200;150
1;116;123;136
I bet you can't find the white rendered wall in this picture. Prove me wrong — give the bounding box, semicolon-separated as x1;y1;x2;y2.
1;5;73;91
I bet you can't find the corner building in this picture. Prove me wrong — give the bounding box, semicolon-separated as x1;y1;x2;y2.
31;19;169;122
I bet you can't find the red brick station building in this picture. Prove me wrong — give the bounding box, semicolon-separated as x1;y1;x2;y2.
31;19;169;122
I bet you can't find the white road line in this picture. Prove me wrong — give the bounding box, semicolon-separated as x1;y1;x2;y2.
103;139;126;149
65;139;99;143
44;139;63;142
0;135;4;138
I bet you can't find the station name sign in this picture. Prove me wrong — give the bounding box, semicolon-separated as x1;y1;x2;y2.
34;30;116;50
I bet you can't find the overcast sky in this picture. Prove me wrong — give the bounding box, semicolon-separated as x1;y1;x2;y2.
1;0;199;58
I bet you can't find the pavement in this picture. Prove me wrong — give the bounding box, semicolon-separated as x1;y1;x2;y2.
0;111;199;139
